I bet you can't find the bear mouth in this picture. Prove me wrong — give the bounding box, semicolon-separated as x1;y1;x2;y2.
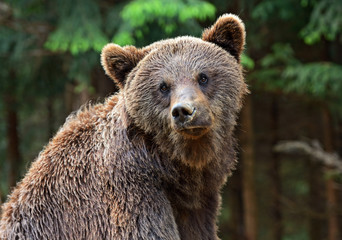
178;127;210;138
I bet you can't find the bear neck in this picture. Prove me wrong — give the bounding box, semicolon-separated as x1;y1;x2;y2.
155;125;237;170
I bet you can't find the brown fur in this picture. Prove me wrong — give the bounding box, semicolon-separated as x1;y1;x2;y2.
202;14;246;62
1;14;247;240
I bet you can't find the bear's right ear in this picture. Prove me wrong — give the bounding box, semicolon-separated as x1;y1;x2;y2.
101;44;145;89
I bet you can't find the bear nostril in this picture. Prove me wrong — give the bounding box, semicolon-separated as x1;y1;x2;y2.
182;108;192;116
171;103;195;123
172;108;180;118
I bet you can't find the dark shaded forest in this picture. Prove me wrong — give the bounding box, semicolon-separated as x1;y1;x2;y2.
0;0;342;239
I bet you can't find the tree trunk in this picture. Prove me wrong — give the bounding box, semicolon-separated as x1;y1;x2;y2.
270;96;282;240
309;160;324;240
228;167;244;240
4;94;21;189
338;120;342;237
321;105;339;240
240;95;257;240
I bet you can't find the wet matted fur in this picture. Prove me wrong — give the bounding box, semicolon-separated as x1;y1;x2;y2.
1;14;247;240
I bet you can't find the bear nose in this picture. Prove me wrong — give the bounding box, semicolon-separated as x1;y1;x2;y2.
171;103;196;123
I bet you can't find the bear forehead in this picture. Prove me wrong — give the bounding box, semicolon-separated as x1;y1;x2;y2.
146;36;233;60
137;36;238;75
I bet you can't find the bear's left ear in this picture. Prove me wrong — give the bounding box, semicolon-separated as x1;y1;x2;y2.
202;14;246;62
101;44;145;89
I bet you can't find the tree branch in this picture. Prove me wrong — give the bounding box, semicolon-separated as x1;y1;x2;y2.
274;140;342;173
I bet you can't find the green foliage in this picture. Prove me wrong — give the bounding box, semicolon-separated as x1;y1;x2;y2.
241;54;255;70
249;0;342;127
260;43;299;67
301;0;342;44
0;27;39;100
114;0;216;46
114;30;135;47
253;42;342;106
283;62;342;100
122;0;215;26
67;51;98;93
68;52;98;83
251;43;299;91
252;0;300;21
44;0;108;55
104;2;126;35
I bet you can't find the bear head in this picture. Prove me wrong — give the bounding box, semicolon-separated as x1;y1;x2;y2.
101;14;248;168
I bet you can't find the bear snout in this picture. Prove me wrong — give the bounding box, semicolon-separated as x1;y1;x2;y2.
171;102;212;138
171;102;196;124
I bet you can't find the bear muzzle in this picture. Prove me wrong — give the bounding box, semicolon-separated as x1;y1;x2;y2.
171;102;212;138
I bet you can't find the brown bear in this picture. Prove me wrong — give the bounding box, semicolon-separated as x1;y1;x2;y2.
0;14;247;240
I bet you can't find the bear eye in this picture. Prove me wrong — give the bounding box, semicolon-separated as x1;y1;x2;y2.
159;82;170;93
198;73;209;85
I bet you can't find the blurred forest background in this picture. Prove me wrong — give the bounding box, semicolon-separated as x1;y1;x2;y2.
0;0;342;239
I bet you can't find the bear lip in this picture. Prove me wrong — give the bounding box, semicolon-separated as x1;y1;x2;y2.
172;113;213;138
177;126;210;138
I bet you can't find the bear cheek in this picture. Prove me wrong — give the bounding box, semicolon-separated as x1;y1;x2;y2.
126;93;169;134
